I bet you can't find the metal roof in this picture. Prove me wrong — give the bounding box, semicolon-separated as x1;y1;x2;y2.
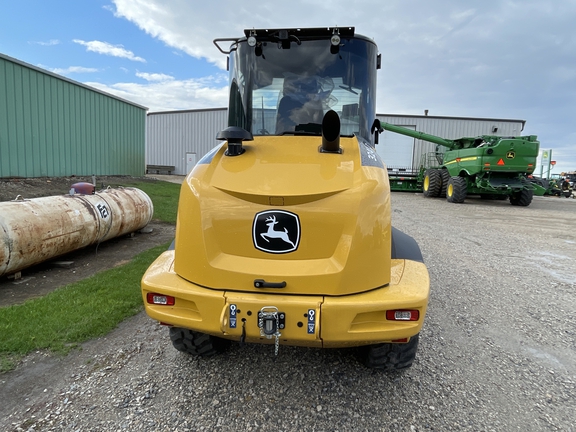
0;52;148;110
148;107;227;116
380;113;526;131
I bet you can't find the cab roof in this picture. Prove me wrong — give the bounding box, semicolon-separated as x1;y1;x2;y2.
243;27;355;41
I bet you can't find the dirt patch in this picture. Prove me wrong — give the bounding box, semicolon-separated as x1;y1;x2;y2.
0;174;175;202
0;176;178;307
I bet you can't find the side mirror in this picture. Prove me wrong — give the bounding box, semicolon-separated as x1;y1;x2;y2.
370;119;383;145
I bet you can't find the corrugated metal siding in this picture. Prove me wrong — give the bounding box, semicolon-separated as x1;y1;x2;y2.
146;109;227;175
0;54;146;178
376;114;525;170
145;110;525;175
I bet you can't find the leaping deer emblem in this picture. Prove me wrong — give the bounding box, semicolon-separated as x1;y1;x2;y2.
261;215;296;248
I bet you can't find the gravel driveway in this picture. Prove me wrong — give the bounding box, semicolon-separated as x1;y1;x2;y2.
1;193;575;431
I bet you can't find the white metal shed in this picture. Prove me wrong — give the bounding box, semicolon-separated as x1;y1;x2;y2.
146;108;227;175
145;109;525;175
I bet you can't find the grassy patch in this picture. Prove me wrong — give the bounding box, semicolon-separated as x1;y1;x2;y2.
0;243;170;373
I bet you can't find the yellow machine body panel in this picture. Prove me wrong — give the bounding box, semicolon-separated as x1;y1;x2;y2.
142;251;429;348
141;27;430;363
173;136;392;296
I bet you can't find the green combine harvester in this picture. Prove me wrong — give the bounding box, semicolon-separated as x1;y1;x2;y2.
374;121;541;206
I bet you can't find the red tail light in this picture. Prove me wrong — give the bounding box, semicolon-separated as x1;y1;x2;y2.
386;310;419;321
146;293;175;306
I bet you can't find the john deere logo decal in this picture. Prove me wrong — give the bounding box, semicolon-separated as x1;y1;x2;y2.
506;151;515;159
253;210;300;254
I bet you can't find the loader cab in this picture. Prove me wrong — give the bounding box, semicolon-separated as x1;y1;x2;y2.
215;27;379;143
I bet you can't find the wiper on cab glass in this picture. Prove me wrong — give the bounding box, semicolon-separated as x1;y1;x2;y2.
278;130;321;136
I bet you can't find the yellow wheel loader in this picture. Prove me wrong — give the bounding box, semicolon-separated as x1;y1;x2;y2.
141;27;430;370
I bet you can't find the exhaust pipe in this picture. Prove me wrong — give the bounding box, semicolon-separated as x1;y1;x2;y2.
320;110;342;153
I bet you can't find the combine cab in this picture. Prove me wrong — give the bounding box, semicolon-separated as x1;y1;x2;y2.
141;27;430;370
562;171;576;192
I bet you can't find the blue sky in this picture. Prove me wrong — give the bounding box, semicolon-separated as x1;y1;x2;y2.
1;0;575;174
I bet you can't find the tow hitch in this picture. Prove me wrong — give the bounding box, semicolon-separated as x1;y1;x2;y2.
258;306;285;355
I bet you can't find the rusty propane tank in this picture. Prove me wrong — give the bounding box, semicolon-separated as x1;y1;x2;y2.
0;187;154;277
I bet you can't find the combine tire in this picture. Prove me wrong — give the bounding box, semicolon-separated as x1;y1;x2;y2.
423;169;442;197
446;176;467;203
510;188;533;206
361;334;419;370
169;327;231;356
439;169;451;198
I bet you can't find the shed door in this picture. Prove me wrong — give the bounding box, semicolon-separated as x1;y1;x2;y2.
186;153;197;173
375;125;415;169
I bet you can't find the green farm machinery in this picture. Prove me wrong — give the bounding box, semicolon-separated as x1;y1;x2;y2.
374;121;541;206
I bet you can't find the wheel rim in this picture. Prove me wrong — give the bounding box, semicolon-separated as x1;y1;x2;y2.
424;176;429;191
447;184;453;197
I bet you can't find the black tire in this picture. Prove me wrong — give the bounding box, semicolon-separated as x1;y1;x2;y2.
169;327;231;356
439;170;451;198
423;169;442;197
446;176;467;203
361;334;420;370
509;188;533;206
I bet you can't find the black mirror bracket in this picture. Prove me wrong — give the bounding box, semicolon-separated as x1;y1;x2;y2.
216;126;254;157
371;119;383;145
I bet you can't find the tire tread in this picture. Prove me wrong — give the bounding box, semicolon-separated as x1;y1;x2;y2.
362;334;420;370
423;169;442;197
169;327;230;357
447;176;467;203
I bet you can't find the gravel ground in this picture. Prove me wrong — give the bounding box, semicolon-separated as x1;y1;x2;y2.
1;193;575;431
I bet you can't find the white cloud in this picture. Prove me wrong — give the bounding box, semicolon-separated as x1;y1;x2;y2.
110;0;382;69
136;72;174;82
111;0;227;68
73;39;146;62
83;76;228;112
30;39;60;46
48;66;99;75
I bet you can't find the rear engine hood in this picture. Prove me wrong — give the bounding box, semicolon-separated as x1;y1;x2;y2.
173;136;391;296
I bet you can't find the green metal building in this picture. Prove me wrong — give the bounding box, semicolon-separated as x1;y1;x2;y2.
0;53;147;178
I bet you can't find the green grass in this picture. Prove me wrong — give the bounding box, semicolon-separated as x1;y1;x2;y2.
0;243;170;373
0;178;181;373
